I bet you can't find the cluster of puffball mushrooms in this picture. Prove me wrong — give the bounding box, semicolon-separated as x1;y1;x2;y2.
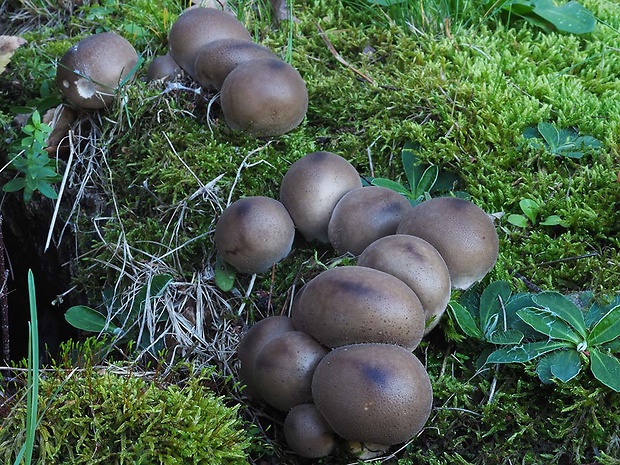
221;151;500;458
55;7;307;138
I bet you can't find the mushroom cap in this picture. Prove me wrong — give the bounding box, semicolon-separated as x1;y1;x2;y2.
56;32;138;110
280;151;362;243
284;403;336;458
396;197;499;290
253;331;328;411
193;38;275;90
358;234;451;335
328;186;413;256
292;266;425;350
220;57;308;137
214;196;295;274
146;53;181;82
168;7;252;78
237;315;296;397
312;343;433;445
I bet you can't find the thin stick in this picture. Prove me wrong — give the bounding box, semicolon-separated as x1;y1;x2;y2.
316;23;376;86
0;215;9;363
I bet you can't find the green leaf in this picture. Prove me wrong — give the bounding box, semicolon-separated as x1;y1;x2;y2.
448;301;483;339
129;274;174;320
519;198;539;224
539;215;566;226
479;280;512;337
2;178;26;192
531;0;596;34
588;305;620;346
65;305;121;335
517;308;582;344
36;181;58;200
549;350;582;382
537;122;560;150
487;329;524;345
535;353;555;384
487;340;572;364
507;214;529;228
215;254;236;292
401;142;418;190
414;165;438;198
532;291;587;339
370;178;410;196
589;347;620;392
586;295;620;328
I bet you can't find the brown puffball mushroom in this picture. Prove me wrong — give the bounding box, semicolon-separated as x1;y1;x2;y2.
396;197;499;290
168;7;252;78
193;38;275;90
358;234;451;335
237;315;295;397
312;343;433;446
280;151;362;243
214;196;295;274
328;186;413;256
292;266;425;350
220;57;308;137
253;331;328;411
56;32;138;110
146;53;182;82
284;403;336;458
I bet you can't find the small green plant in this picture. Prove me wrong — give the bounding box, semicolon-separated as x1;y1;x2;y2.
487;292;620;392
506;198;568;228
523;121;603;159
64;273;173;352
488;0;596;34
370;141;463;206
2;110;60;203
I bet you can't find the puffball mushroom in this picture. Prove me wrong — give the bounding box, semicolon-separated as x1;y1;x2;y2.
194;38;275;90
168;7;252;78
328;186;413;256
220;57;308;137
146;53;181;82
214;196;295;274
284;403;336;458
253;331;328;411
358;234;451;335
280;151;362;243
292;266;426;350
56;32;138;110
312;343;433;446
396;197;499;290
237;315;295;397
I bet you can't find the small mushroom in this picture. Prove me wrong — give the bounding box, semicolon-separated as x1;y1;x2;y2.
253;331;328;411
193;38;275;90
56;32;138;109
312;343;433;446
284;403;336;458
168;7;252;78
237;315;296;397
292;266;425;350
280;151;362;243
358;234;451;335
220;57;308;137
214;196;295;274
396;197;499;290
328;186;413;256
146;53;182;82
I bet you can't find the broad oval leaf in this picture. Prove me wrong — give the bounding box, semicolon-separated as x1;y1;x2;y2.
2;178;26;192
65;305;121;335
415;165;439;198
517;307;582;344
487;329;524;345
531;0;596;34
519;198;539;224
480;280;512;336
537;121;560;150
486;340;571;364
215;254;236;292
539;215;565;226
588;305;620;347
535;353;555;384
507;214;529;228
549;350;582;382
589;347;620;392
448;301;483;340
370;178;410;196
532;291;587;339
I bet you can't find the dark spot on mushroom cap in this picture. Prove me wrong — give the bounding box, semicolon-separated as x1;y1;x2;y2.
292;266;425;349
312;343;433;445
396;197;499;290
280;151;362;243
220;57;308;137
358;234;451;335
214;196;295;274
253;331;328;411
